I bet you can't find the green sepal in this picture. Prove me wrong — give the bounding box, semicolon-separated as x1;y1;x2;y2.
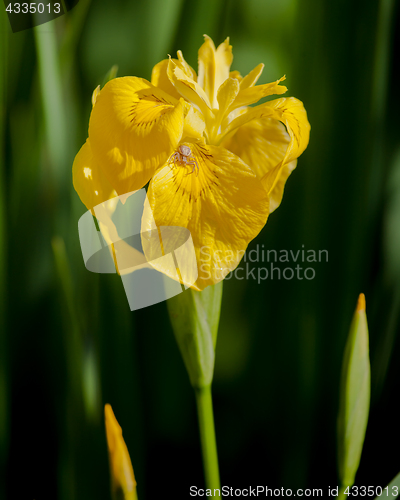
337;294;371;489
166;282;223;389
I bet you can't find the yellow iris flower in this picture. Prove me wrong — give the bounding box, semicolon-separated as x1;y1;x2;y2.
73;36;310;290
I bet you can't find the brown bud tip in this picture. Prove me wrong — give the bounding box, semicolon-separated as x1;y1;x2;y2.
357;293;366;312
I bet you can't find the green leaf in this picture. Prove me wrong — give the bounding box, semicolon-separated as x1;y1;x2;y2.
381;471;400;499
166;282;223;389
337;294;371;489
102;64;119;88
372;471;400;500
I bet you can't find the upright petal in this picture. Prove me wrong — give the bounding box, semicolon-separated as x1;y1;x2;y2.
72;139;117;211
152;53;197;100
222;117;297;212
215;38;233;89
177;50;198;81
198;36;233;108
229;76;287;112
167;58;212;115
151;59;182;100
207;77;240;143
239;63;264;90
89;77;186;195
141;142;269;290
216;78;240;120
198;36;217;106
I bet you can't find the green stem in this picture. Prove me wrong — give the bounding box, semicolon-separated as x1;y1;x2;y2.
195;386;220;497
337;486;347;500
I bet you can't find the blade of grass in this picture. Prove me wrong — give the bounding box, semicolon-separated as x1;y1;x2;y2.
60;0;93;77
34;21;68;190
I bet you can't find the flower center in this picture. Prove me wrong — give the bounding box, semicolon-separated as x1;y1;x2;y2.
165;143;219;203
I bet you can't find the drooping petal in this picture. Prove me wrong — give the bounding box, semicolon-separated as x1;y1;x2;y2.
222;117;297;211
198;35;233;108
266;160;297;212
260;97;310;195
220;96;310;197
141;142;269;290
72;139;117;211
88;77;187;195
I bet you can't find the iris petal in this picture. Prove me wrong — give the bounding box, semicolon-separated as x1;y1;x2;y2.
152;53;197;100
260;97;310;195
198;36;233;108
151;59;182;100
221;96;310;199
72;139;117;211
239;63;264;90
89;77;186;195
167;58;212;113
141;142;269;290
229;76;287;112
222;117;297;212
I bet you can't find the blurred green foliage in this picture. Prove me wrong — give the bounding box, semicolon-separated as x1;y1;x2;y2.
1;0;400;498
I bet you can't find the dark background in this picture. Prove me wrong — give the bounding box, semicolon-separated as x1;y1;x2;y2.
1;0;400;498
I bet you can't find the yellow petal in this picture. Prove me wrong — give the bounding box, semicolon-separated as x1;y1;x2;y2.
182;105;206;140
94;200;151;277
215;38;233;89
222;117;297;212
72;139;117;211
239;63;264;90
220;96;310;197
167;57;212;115
89;77;186;195
92;85;101;107
151;59;182;100
198;35;233;108
216;77;240;119
229;76;287;112
105;404;137;500
266;160;297;212
177;50;198;81
260;97;310;195
141;142;269;290
151;53;197;101
229;70;242;82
